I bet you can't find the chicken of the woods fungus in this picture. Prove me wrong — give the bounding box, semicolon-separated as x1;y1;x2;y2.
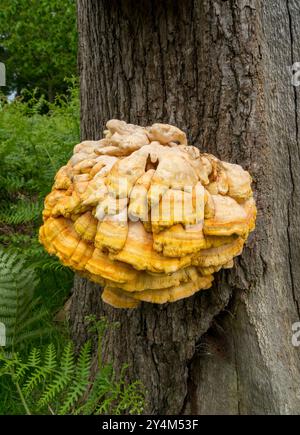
39;120;256;308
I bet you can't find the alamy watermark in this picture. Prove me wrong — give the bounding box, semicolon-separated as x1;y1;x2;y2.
292;322;300;347
0;62;5;87
291;62;300;87
0;322;6;347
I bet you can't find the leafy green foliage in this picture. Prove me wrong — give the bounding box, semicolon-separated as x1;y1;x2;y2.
38;342;75;409
0;83;79;203
0;337;145;415
0;90;79;414
0;200;42;226
0;0;77;99
0;247;49;352
0;249;145;415
0;83;79;307
78;364;145;416
57;342;92;415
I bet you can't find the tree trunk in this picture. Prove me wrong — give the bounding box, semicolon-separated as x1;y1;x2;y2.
71;0;300;414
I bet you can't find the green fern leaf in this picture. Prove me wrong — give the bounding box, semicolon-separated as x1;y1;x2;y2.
0;247;49;352
22;347;54;395
58;341;91;415
27;348;41;367
37;342;75;409
43;343;57;372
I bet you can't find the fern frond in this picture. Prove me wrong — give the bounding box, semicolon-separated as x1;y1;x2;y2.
37;342;74;409
0;338;145;415
0;174;25;193
113;380;145;415
22;367;48;395
43;343;57;372
14;362;30;383
13;328;52;348
57;341;91;415
0;352;18;376
22;346;55;395
0;248;49;351
27;348;41;367
0;200;42;225
75;364;113;415
16;308;49;333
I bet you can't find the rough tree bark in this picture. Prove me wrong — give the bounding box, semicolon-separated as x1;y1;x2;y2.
71;0;300;414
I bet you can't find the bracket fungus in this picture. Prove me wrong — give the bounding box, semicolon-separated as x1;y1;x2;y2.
39;120;256;308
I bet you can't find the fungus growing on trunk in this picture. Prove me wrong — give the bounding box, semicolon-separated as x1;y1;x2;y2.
39;120;256;308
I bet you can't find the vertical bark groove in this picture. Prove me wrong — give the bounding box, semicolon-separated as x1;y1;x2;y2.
286;0;300;318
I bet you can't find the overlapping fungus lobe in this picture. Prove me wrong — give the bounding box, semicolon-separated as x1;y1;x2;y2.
39;120;257;308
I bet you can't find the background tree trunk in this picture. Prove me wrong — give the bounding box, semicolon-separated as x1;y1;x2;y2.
71;0;300;414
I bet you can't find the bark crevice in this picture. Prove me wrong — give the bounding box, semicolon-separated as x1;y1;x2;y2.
286;0;300;319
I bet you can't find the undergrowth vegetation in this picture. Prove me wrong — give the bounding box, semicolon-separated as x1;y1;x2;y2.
0;81;79;309
0;85;145;414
